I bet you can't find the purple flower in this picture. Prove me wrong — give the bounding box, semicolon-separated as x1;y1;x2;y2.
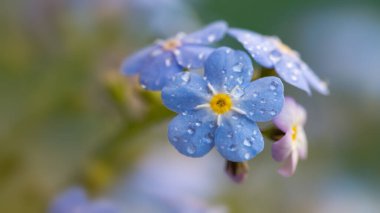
121;21;228;90
272;97;308;177
228;28;329;95
49;187;119;213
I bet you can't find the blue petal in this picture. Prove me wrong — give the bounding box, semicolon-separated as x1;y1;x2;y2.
121;45;157;75
49;187;88;213
85;202;119;213
204;47;254;92
175;45;215;69
168;110;217;158
162;72;210;113
302;64;330;95
228;28;277;68
139;51;183;90
215;115;264;162
235;77;284;122
274;55;311;94
183;21;228;45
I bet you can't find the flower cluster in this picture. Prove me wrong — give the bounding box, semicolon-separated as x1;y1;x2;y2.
122;20;328;178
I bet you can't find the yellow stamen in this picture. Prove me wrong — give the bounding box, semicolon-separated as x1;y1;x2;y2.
210;94;233;114
291;125;298;142
162;39;181;51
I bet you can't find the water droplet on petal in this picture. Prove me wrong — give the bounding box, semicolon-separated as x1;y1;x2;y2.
207;34;216;42
232;62;244;72
270;110;277;116
181;72;191;83
229;144;237;151
269;49;282;63
291;75;298;81
187;145;196;154
253;92;258;98
227;133;233;138
198;52;205;60
231;86;245;98
165;58;172;67
195;122;201;127
244;153;251;160
243;139;251;147
253;130;258;135
260;98;266;104
187;128;195;135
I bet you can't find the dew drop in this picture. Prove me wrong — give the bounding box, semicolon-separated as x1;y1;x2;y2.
165;58;171;67
187;128;195;135
231;86;244;98
244;153;251;160
195;122;201;127
253;130;258;135
227;133;233;138
232;62;244;72
253;92;258;98
207;34;216;42
243;139;251;147
229;144;237;151
291;75;298;81
181;72;191;83
270;110;277;116
187;145;196;154
269;49;282;63
236;77;244;85
232;115;239;120
260;98;266;104
198;52;205;60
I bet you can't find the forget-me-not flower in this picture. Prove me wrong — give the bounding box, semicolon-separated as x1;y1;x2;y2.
228;28;329;95
272;97;308;177
49;187;119;213
162;47;284;162
122;21;228;90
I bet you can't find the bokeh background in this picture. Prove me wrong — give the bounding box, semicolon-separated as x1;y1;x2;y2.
1;0;380;212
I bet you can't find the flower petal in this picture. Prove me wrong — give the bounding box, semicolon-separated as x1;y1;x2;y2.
204;47;254;92
168;110;217;158
214;115;264;162
235;77;284;122
303;64;330;95
271;131;292;162
175;45;215;69
84;202;119;213
297;127;308;160
162;72;210;113
274;55;311;95
278;151;299;177
273;97;298;132
121;45;156;75
139;51;183;90
228;28;277;68
183;21;228;45
49;187;88;213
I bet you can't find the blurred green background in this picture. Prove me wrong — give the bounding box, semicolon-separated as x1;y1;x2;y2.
1;0;380;212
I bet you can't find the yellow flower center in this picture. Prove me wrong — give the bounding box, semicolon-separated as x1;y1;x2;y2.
162;38;181;51
210;94;233;114
291;125;298;142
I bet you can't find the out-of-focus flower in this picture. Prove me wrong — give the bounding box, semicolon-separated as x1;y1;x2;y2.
110;146;227;213
228;28;329;95
126;0;201;37
121;21;228;90
272;97;307;177
162;47;284;162
49;187;119;213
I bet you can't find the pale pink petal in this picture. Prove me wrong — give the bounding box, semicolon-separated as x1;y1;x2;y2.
271;132;292;162
273;97;298;132
296;102;307;125
278;151;299;177
297;127;308;160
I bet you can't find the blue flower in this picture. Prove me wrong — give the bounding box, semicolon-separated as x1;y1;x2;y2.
121;21;228;90
162;47;284;162
49;187;119;213
228;28;329;95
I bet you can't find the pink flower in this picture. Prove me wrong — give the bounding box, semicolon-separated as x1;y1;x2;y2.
272;97;308;177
